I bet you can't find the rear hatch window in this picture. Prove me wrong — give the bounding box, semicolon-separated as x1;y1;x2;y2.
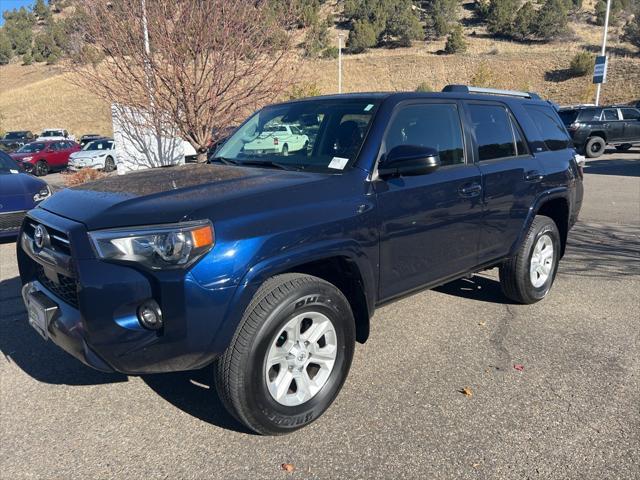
558;110;578;125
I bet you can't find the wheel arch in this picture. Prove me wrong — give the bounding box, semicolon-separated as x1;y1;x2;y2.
588;131;607;142
511;189;571;258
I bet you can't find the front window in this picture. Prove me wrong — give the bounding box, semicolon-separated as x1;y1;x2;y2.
41;130;64;137
83;140;113;151
215;99;380;172
17;143;46;153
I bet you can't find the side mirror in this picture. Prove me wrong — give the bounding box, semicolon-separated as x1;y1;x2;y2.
378;145;441;178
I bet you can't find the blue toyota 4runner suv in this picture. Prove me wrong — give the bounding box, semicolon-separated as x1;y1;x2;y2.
18;86;583;435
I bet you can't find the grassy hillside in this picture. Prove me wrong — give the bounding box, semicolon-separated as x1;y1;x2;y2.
1;0;639;137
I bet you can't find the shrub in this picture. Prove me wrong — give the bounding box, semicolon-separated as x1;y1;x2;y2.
22;51;32;65
569;51;594;77
321;46;339;58
623;4;640;49
287;82;322;100
594;0;630;26
444;23;467;54
470;63;494;87
302;17;329;57
3;7;35;55
0;29;13;65
533;0;569;40
347;20;378;53
64;169;107;187
426;0;460;38
511;2;536;40
485;0;519;37
415;81;434;92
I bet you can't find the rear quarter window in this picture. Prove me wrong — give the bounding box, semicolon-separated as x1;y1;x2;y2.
523;105;572;151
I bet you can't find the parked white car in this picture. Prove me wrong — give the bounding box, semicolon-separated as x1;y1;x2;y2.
68;138;117;172
243;124;309;156
37;128;75;142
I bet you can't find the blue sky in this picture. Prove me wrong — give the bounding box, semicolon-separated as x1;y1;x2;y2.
1;0;34;25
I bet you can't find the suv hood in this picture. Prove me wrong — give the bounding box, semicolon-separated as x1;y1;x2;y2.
40;163;326;230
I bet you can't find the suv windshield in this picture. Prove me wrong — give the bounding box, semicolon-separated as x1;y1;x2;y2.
215;99;380;172
17;143;46;153
4;132;26;140
41;130;63;137
83;140;113;151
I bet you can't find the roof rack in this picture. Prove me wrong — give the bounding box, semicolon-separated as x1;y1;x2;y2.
442;84;541;100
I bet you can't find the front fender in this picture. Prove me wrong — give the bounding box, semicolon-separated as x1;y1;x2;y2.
203;239;376;357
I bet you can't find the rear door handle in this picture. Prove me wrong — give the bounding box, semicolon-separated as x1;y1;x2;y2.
524;170;544;183
458;183;482;197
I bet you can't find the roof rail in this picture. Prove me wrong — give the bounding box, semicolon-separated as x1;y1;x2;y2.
442;84;541;100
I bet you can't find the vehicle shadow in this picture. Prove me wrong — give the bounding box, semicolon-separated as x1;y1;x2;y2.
142;369;252;434
435;274;518;305
0;275;128;386
584;157;640;177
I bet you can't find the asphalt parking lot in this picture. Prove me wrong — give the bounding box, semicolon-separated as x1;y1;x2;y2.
1;151;639;479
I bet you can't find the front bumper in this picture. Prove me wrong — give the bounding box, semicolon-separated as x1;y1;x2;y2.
17;209;239;374
68;161;103;171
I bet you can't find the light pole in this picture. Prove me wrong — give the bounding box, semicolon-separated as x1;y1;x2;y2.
338;33;345;94
595;0;611;106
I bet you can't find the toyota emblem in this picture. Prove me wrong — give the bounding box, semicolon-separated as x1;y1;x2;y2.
33;224;50;249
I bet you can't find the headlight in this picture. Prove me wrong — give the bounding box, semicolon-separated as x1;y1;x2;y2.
23;156;33;161
88;221;214;269
33;186;52;202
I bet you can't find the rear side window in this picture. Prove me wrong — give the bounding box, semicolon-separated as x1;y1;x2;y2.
523;105;571;152
468;104;523;161
621;108;640;120
602;109;619;121
384;103;465;167
577;109;601;122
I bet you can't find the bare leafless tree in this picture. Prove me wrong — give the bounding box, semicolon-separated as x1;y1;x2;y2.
73;0;300;163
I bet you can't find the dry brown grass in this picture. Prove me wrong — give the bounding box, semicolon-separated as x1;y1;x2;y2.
62;168;107;187
1;4;639;136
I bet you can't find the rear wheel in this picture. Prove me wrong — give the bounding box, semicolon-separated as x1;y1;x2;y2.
585;136;606;158
34;160;49;177
103;156;116;172
499;215;560;304
214;273;355;435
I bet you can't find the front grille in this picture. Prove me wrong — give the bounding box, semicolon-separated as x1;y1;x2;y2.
36;264;80;308
0;211;27;232
23;221;71;255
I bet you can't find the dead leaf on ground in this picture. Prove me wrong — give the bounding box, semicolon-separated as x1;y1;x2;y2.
514;364;525;371
460;387;473;397
281;463;295;473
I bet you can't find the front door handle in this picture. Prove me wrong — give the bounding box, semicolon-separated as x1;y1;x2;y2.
525;170;544;183
458;183;482;197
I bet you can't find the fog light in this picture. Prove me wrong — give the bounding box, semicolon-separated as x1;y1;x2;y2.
137;300;163;330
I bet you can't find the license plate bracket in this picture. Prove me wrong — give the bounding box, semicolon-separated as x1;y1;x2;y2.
22;284;59;340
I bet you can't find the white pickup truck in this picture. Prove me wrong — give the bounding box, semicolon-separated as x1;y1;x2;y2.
37;128;75;142
243;124;309;156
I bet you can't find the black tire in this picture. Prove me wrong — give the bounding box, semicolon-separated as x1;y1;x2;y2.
499;215;561;305
585;136;606;158
104;156;115;172
615;144;632;152
34;160;49;177
214;273;355;435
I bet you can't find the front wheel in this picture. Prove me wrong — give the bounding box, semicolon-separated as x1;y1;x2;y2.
499;215;561;304
34;160;49;177
214;273;355;435
103;156;116;172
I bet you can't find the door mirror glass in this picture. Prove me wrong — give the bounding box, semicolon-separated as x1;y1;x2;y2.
379;145;441;178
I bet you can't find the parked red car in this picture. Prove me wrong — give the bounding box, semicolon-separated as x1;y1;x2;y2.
10;140;81;176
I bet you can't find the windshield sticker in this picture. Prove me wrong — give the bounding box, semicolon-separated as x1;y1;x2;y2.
364;104;374;112
328;157;349;170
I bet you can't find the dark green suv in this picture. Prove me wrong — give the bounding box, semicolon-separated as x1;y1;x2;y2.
559;105;640;157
